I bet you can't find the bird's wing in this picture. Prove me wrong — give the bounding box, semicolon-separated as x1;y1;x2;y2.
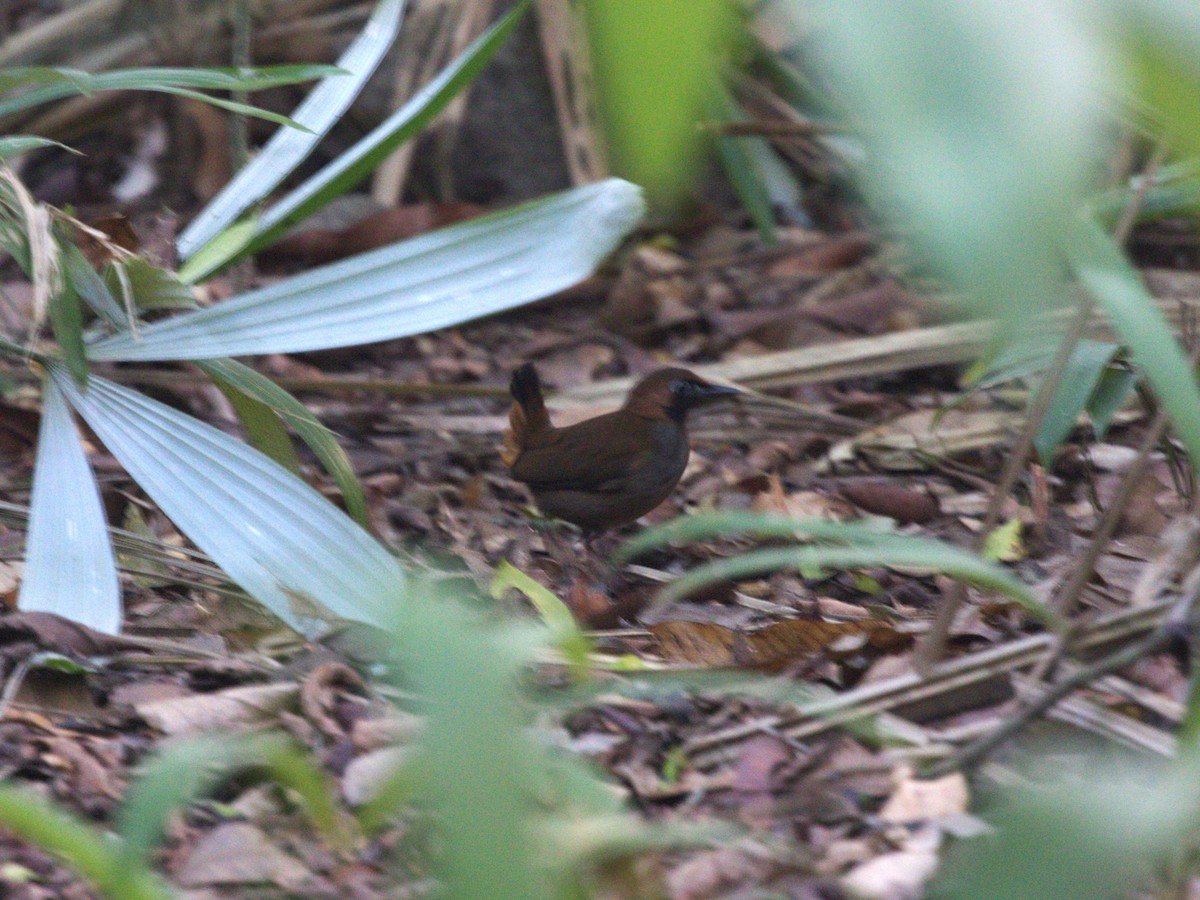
508;414;654;493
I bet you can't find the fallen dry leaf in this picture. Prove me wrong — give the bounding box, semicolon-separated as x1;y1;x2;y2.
840;826;941;900
649;616;911;670
175;822;312;889
878;765;969;824
299;661;367;741
751;474;853;520
666;846;774;900
839;481;940;524
766;233;873;278
0;611;131;657
135;682;299;735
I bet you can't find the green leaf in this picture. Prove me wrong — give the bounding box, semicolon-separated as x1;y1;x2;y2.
195;358;368;526
1110;4;1200;159
617;511;1054;625
48;276;87;383
616;511;897;563
60;242;125;327
711;87;779;243
982;517;1024;563
0;783;168;900
585;0;736;212
934;760;1195;900
1087;365;1139;439
102;258;197;312
178;218;258;286
0;136;76;158
961;339;1044;389
52;367;403;633
1034;339;1120;464
177;0;407;260
117;733;347;870
1090;158;1200;225
20;377;121;637
210;370;302;474
1067;214;1200;468
490;561;592;674
0;65;342;119
88;180;645;361
646;542;1053;624
193;0;532;277
137;86;311;131
383;582;549;900
806;0;1101;327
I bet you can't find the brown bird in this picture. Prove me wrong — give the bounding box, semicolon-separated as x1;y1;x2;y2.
502;364;740;530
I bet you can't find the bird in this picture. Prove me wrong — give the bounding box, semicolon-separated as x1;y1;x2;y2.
502;363;740;530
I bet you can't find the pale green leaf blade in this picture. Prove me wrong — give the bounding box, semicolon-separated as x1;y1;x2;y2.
20;377;121;634
195;358;368;526
88;179;644;360
0;65;341;119
177;0;407;259
210;370;302;474
648;542;1055;625
190;0;531;277
51;367;402;632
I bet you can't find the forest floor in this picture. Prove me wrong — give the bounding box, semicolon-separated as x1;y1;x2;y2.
0;192;1195;897
0;9;1198;895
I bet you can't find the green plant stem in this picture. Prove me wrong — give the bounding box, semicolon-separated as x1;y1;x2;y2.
914;145;1167;672
229;0;255;294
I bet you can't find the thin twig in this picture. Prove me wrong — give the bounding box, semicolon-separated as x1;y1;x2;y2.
107;367;512;399
1054;407;1170;615
926;588;1193;777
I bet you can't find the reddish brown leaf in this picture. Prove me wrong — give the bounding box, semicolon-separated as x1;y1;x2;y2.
649;617;910;670
839;481;940;524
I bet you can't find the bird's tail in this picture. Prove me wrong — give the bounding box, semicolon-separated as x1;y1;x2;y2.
502;363;551;467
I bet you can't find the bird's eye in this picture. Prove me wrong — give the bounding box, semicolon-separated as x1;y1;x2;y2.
669;379;688;395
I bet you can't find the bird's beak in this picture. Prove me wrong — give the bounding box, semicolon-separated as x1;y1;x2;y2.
695;382;741;402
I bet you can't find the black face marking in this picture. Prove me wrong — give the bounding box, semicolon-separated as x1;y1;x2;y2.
666;379;701;422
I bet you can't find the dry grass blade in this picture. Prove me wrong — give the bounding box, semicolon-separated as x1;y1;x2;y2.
0;166;58;334
0;0;124;67
561;279;1200;408
534;0;609;184
371;0;498;205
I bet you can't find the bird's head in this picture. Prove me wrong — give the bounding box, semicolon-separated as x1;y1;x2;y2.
623;368;741;423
